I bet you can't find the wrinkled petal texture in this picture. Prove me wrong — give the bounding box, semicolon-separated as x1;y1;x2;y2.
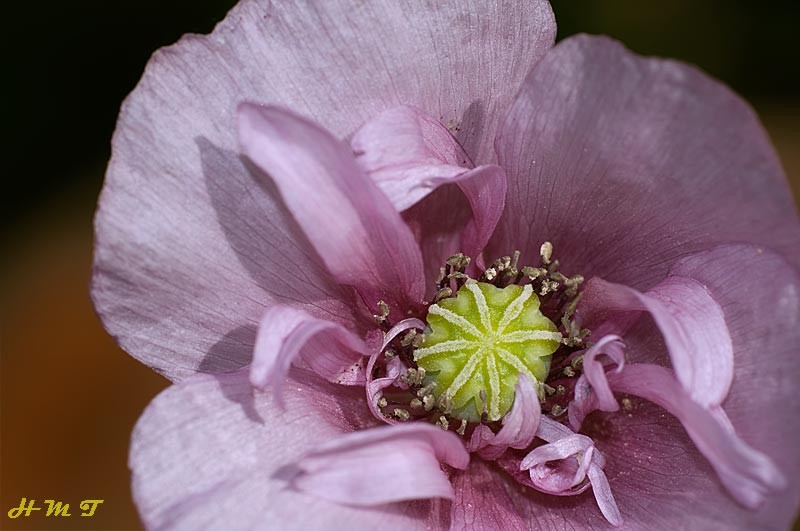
249;305;367;405
238;104;426;312
295;424;468;505
93;0;555;381
492;35;800;291
130;369;450;531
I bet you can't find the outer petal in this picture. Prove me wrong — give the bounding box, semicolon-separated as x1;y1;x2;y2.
238;104;425;312
130;369;447;531
492;34;800;290
294;424;468;505
249;305;367;405
94;0;556;379
580;275;732;408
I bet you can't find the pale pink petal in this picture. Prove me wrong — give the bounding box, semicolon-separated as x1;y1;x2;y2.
586;460;623;527
294;423;468;505
449;460;528;531
516;418;622;526
581;363;786;510
352;105;507;267
238;104;426;313
492;34;799;291
565;246;800;530
94;0;555;379
468;374;540;460
580;275;732;408
351;105;472;210
249;305;367;405
130;370;445;530
580;335;625;413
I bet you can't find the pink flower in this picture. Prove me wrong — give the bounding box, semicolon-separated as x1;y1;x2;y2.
92;1;800;529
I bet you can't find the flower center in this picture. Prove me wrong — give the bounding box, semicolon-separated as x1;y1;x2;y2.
414;280;561;422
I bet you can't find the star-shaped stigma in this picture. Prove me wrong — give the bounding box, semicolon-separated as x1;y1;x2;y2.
415;280;562;422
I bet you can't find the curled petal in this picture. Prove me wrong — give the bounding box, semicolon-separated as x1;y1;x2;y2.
294;424;469;505
130;369;445;530
249;305;367;406
238;104;426;313
365;319;426;424
351;105;473;210
352;106;507;263
518;418;621;526
581;275;732;408
468;374;540;460
586;459;623;527
593;363;787;509
580;335;625;413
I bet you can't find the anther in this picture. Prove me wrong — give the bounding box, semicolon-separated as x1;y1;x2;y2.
410;398;422;409
422;394;436;411
484;267;497;281
436;416;450;430
378;397;388;408
373;300;390;326
446;253;471;271
622;398;634;411
540;241;553;265
570;355;584;371
543;383;556;396
393;408;410;421
433;287;453;303
401;329;418;347
456;419;467;436
550;404;566;417
563;366;576;378
556;385;566;396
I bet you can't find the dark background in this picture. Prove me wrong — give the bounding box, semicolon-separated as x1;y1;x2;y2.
3;1;799;529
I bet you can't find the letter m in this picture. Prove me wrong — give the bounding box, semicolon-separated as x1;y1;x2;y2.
44;500;71;517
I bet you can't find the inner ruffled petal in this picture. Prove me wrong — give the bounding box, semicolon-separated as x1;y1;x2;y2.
249;305;368;405
351;105;508;267
237;104;427;315
580;275;733;408
292;424;469;506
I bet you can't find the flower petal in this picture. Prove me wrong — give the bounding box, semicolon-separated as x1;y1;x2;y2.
352;106;507;269
294;423;468;506
238;104;426;313
580;275;732;408
572;246;800;529
492;34;800;289
131;369;449;530
449;460;528;531
351;105;471;211
94;0;556;380
577;335;626;416
468;374;540;460
249;305;367;405
604;364;785;510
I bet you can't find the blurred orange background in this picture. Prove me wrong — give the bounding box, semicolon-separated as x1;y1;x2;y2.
2;1;799;530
